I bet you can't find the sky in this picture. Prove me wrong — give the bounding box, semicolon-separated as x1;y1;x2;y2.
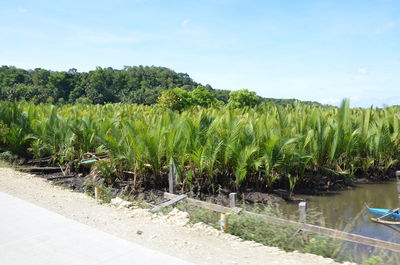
0;0;399;107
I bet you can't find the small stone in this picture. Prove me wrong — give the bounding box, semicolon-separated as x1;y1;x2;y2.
136;230;143;235
111;197;133;208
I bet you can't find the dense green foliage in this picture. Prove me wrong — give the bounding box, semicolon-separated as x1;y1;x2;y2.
157;87;193;111
227;89;260;108
157;86;222;111
0;65;322;107
0;65;213;104
0;100;398;193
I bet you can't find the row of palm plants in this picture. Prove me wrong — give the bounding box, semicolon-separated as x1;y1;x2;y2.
0;100;399;194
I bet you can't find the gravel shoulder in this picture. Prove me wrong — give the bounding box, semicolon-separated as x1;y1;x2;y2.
0;167;353;265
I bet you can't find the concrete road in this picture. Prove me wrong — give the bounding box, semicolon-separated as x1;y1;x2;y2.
0;192;196;265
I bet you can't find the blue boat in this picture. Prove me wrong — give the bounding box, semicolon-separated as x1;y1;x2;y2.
366;205;400;220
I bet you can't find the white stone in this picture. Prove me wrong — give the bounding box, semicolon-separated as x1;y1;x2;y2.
111;197;133;208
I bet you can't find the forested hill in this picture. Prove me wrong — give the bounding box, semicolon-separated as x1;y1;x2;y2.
0;65;319;106
0;65;232;104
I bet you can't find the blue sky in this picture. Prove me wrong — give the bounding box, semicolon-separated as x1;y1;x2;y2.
0;0;399;107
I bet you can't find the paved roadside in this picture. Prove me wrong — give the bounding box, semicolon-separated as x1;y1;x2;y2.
0;191;195;265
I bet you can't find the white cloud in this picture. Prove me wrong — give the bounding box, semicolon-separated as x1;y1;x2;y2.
16;7;27;13
357;68;368;75
320;98;342;105
84;33;138;44
389;98;400;105
74;30;143;44
181;19;191;27
375;22;396;34
349;96;361;102
320;96;362;106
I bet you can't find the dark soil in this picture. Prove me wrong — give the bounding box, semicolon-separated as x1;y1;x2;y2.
37;172;87;192
243;191;285;204
32;170;293;207
18;157;399;207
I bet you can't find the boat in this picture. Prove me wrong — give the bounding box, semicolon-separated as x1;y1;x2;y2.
365;203;400;225
367;207;400;220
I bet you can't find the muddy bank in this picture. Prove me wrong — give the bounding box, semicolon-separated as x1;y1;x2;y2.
30;171;296;207
11;156;399;206
22;167;391;208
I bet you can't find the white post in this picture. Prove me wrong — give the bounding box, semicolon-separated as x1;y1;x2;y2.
299;201;307;223
229;193;237;208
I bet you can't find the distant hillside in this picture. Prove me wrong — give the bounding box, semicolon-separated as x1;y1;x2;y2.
262;98;322;106
0;65;320;106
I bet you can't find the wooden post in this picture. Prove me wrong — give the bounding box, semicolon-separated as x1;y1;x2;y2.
299;201;307;223
220;213;230;232
229;193;237;208
396;171;400;199
168;163;176;194
94;186;102;202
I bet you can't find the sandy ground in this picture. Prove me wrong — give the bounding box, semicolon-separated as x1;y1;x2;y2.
0;167;354;265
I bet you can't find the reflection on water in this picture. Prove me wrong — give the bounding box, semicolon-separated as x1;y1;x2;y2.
279;181;400;263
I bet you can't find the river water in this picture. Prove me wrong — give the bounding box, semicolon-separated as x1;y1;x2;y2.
279;180;400;262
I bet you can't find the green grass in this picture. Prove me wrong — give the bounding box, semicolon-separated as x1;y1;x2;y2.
174;202;399;264
177;202;341;256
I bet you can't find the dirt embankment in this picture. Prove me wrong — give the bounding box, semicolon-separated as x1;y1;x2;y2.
0;167;354;265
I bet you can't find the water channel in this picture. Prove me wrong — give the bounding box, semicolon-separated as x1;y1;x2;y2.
280;180;400;263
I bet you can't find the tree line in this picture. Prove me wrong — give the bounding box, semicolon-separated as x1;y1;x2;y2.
0;65;228;105
0;65;320;107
